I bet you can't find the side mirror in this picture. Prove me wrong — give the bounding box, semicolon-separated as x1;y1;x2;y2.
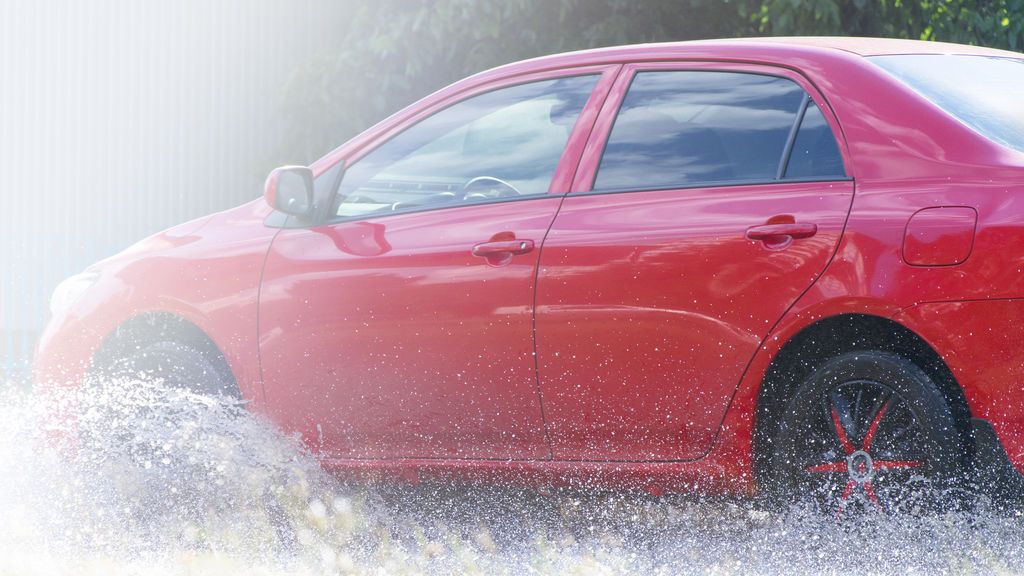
264;166;314;218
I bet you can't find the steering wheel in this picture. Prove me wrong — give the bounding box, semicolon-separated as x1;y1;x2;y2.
462;176;522;200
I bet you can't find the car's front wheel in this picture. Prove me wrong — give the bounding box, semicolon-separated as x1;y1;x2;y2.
89;339;301;550
107;340;236;397
769;351;967;514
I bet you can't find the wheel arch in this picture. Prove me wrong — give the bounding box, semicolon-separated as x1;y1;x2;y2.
90;312;238;393
751;312;973;487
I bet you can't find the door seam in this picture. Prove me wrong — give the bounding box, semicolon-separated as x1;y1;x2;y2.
530;64;628;460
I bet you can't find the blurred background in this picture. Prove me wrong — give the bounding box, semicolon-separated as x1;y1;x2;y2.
2;0;1022;378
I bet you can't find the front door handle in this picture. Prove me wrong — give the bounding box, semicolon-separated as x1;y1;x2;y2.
472;239;535;257
746;222;817;250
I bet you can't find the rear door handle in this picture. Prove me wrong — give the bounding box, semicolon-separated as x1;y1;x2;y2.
746;222;817;250
472;239;535;257
746;223;818;241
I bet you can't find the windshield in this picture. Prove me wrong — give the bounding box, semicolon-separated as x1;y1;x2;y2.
871;54;1024;153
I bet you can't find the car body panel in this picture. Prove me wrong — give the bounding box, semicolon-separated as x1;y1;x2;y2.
894;300;1024;474
902;206;977;267
257;64;621;460
258;197;561;460
34;200;276;408
534;180;854;461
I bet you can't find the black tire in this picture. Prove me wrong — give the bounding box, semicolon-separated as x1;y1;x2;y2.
93;340;299;551
86;340;240;466
769;351;967;514
108;340;237;397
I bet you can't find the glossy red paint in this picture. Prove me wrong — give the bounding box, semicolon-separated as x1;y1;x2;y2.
534;180;853;461
895;301;1024;474
902;206;977;266
35;201;277;410
259;198;561;460
34;38;1024;497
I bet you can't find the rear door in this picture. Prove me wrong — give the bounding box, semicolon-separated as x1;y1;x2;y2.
259;67;617;460
535;62;854;461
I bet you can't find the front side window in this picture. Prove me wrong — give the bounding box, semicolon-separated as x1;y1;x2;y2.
335;75;598;217
594;71;815;192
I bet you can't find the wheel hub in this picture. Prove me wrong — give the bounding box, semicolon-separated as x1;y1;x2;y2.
846;449;874;483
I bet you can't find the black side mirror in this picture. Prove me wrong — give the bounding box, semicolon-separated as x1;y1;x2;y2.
264;166;314;218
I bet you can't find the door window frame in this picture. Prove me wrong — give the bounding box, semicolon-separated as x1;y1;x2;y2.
312;64;622;225
570;61;855;195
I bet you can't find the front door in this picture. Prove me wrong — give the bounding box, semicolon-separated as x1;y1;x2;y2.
535;63;855;461
259;70;611;460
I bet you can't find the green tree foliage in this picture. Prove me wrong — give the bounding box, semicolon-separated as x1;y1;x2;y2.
278;0;1024;165
279;0;760;163
756;0;1024;48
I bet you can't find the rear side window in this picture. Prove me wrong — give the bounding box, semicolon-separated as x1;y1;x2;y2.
784;101;846;179
872;55;1024;153
594;71;806;192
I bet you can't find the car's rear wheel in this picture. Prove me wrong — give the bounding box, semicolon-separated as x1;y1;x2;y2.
769;351;967;514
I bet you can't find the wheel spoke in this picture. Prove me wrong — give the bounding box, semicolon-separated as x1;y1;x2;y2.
885;418;916;446
864;481;881;508
806;461;848;473
873;459;923;470
862;397;892;451
837;479;857;514
830;404;856;455
854;388;864;429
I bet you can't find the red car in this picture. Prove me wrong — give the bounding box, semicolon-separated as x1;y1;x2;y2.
37;37;1024;512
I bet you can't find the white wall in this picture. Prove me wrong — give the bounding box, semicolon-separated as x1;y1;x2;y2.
0;0;354;372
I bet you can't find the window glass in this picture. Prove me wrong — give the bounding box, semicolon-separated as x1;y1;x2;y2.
335;75;598;217
784;101;846;179
594;71;805;192
871;55;1024;153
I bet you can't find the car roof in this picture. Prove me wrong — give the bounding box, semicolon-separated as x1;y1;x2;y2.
727;36;1022;57
476;36;1022;80
315;36;1023;174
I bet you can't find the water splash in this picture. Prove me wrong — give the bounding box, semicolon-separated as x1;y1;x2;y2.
0;378;344;573
2;378;1024;575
